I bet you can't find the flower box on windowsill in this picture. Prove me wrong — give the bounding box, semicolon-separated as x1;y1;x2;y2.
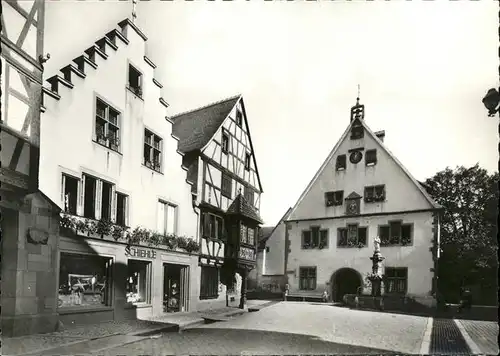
96;136;107;146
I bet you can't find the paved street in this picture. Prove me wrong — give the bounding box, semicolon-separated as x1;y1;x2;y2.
6;302;498;355
459;319;499;355
93;302;429;355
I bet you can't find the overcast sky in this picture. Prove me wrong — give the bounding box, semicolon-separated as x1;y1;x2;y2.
45;0;498;226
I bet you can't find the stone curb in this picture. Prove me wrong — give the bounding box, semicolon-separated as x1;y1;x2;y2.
454;319;482;355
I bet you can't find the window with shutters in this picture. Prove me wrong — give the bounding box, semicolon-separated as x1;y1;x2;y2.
384;267;408;294
221;174;232;198
157;201;177;235
325;190;344;207
221;129;229;153
351;122;364;140
82;174;115;221
337;224;368;248
301;226;328;249
244;186;255;206
379;221;413;246
336;154;347;171
95;98;121;152
201;212;224;240
128;64;143;97
143;129;163;173
115;192;128;226
299;267;317;291
236;110;243;127
244;153;251;171
83;175;97;219
364;185;386;203
365;149;377;166
200;266;219;299
62;174;79;215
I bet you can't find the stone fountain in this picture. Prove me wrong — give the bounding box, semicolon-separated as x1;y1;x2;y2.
367;236;385;309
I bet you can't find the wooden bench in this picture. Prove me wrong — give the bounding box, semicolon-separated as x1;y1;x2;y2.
285;292;325;302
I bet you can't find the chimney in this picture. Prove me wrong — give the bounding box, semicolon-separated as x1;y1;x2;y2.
375;130;385;142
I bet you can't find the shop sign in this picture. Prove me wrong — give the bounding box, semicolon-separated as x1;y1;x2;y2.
126;246;157;259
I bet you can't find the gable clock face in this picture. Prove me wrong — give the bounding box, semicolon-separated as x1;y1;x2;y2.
347;200;358;214
350;150;363;164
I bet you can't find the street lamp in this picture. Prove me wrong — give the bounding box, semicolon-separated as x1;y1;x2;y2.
482;88;500;117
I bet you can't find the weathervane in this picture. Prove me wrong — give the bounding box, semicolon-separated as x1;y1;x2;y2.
356;84;360;105
132;0;137;23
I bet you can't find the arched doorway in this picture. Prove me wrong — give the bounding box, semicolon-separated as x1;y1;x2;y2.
330;268;363;303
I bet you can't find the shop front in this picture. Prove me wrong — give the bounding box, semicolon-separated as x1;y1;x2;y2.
57;234;199;327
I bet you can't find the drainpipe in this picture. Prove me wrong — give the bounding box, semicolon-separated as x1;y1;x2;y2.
191;192;200;243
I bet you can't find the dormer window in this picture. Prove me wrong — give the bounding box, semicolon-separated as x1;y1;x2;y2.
325;190;343;207
336;155;346;171
364;185;386;203
244;153;251;170
221;130;229;153
351;122;364;140
366;149;377;166
236;110;243;126
128;64;143;97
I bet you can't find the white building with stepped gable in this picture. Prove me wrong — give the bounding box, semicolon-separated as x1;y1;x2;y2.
38;17;219;328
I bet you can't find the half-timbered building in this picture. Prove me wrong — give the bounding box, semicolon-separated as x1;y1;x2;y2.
284;97;441;310
0;0;67;337
172;95;264;309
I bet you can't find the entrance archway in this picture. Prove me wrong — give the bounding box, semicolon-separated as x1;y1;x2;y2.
330;268;363;303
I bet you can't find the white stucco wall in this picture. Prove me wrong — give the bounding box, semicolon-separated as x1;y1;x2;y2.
263;223;286;276
39;25;198;239
289;124;433;221
286;211;434;297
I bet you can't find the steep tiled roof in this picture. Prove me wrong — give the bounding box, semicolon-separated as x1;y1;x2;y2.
258;226;274;242
226;193;264;224
171;95;241;153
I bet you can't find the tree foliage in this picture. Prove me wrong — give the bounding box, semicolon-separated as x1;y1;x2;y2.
423;164;498;303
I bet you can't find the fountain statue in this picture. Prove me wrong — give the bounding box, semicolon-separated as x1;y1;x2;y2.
368;236;385;309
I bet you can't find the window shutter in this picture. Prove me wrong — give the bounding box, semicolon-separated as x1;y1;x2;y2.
401;224;412;243
302;231;311;248
379;226;390;245
124;196;130;226
166;205;176;235
78;175;86;216
61;175;66;210
95;180;102;220
358;227;367;246
320;230;328;247
111;188;117;223
338;228;347;246
157;201;165;235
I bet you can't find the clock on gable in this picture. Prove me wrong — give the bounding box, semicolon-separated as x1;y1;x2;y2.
349;150;363;164
345;191;361;215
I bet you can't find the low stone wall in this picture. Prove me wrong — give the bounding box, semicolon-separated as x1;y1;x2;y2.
343;294;435;315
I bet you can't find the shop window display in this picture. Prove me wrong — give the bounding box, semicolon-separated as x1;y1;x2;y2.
58;253;113;308
126;259;152;304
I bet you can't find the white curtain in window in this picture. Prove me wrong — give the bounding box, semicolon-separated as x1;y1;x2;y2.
166;205;176;234
157;202;166;235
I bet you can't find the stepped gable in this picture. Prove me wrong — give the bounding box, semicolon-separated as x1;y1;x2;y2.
39;18;194;187
170;95;241;154
226;193;264;224
41;18;164;103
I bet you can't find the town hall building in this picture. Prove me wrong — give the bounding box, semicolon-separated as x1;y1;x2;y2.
284;97;441;308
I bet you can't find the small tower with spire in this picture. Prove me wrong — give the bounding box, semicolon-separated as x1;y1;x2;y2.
350;84;365;122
